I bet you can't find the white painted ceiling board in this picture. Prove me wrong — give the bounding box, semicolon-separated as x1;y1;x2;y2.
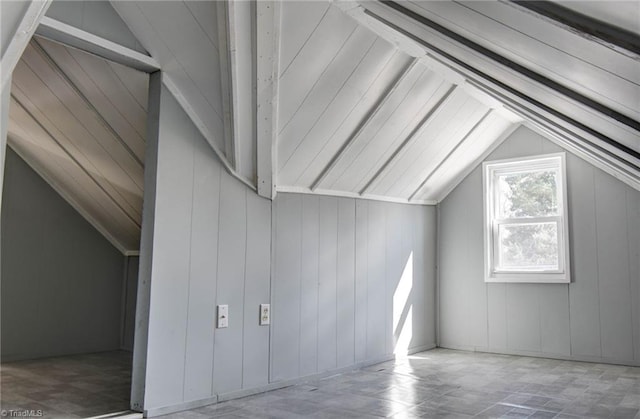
278;25;379;169
282;50;411;188
279;1;331;77
277;4;358;132
111;0;226;154
13;46;144;214
413;114;517;201
366;90;487;198
8;39;147;252
46;0;147;55
36;37;147;162
407;1;640;124
550;1;640;35
328;71;451;194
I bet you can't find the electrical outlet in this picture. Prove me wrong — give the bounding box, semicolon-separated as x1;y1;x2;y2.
217;304;228;328
259;304;270;326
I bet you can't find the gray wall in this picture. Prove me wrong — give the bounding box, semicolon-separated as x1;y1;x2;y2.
438;126;640;366
121;255;139;352
1;147;125;362
135;81;271;412
271;194;436;381
136;81;438;415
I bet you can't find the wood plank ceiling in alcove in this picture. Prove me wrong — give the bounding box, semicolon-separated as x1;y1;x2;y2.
7;36;148;253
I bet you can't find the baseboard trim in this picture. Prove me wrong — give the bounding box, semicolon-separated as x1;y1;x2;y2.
144;344;436;417
437;343;640;367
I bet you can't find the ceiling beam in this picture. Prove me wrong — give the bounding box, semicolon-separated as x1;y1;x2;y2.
408;109;492;201
256;1;281;199
310;58;418;191
218;1;256;181
339;0;639;192
35;16;160;73
515;1;640;56
1;0;52;90
358;85;457;196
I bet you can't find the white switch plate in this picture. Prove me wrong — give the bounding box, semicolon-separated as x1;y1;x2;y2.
259;304;270;326
217;304;228;328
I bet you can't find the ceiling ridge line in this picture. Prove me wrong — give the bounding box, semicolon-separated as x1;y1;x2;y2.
358;84;458;197
10;93;142;229
408;109;493;201
31;38;145;170
310;58;419;192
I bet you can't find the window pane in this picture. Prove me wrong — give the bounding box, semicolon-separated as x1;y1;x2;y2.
498;169;558;218
498;222;558;270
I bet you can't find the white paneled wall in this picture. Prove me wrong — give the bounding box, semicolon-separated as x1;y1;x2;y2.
135;81;270;414
271;194;437;382
137;82;436;416
438;126;640;366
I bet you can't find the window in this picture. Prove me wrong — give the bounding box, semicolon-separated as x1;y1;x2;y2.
483;153;570;283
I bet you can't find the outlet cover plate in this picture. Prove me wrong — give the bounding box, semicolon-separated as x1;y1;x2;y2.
259;303;270;326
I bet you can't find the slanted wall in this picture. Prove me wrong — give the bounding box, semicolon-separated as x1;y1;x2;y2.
438;126;640;366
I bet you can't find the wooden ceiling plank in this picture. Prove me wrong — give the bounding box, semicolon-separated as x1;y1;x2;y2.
32;38;145;168
310;58;419;191
10;83;142;223
358;84;457;196
408;109;492;201
279;42;402;187
391;99;489;198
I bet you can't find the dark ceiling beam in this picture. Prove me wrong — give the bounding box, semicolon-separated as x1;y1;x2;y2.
514;1;640;56
374;1;640;162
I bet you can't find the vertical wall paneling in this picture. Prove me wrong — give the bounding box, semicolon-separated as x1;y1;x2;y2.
438;126;640;365
628;188;640;362
386;203;402;354
595;171;634;361
354;200;369;362
271;193;302;381
367;201;387;358
336;198;356;368
143;81;195;408
242;192;271;389
566;154;601;357
213;172;248;395
270;193;436;382
299;195;320;377
139;83;272;413
317;197;338;372
183;137;221;402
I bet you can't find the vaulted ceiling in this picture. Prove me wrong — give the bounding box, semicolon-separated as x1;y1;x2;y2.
2;0;638;253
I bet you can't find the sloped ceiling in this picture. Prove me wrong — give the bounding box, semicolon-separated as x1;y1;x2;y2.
275;1;518;203
7;36;148;253
5;0;639;252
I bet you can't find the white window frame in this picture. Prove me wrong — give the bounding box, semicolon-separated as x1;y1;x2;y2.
483;152;570;283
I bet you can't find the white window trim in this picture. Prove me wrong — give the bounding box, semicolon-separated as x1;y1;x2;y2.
483;152;571;283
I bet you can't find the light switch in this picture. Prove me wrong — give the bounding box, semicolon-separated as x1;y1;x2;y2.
259;304;270;326
217;304;228;328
